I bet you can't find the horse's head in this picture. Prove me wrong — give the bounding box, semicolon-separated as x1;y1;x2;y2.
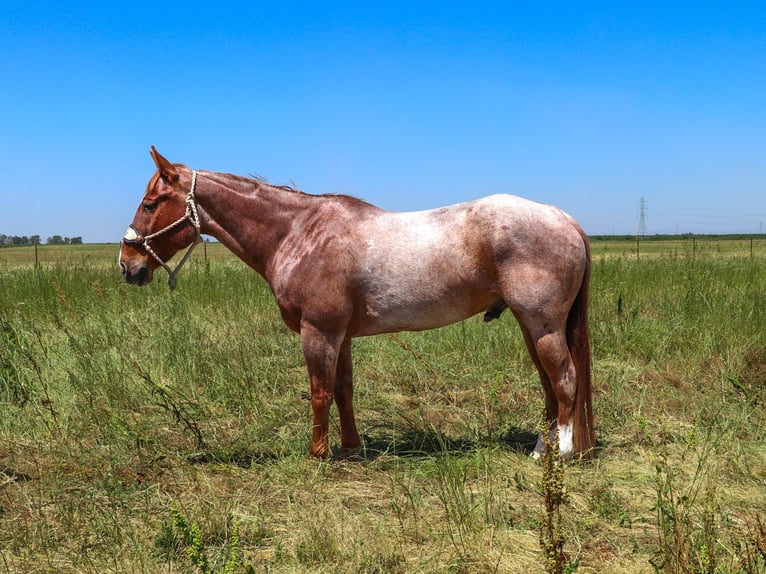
119;147;201;289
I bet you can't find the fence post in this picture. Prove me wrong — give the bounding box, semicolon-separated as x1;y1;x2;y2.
203;238;210;279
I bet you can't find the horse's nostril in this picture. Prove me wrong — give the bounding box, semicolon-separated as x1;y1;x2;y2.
123;264;149;285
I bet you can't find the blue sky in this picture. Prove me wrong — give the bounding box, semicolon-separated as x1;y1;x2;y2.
1;2;765;242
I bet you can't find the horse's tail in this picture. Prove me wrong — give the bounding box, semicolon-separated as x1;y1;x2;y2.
567;225;595;459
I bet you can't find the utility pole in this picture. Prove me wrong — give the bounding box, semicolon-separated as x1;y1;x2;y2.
637;197;648;261
638;197;648;237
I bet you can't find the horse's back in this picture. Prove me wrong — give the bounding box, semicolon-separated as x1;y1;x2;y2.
365;194;585;273
347;194;587;335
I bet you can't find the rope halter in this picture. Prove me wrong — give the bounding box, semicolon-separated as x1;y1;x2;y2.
122;170;202;290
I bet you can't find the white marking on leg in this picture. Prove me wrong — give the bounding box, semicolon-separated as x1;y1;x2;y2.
531;433;547;460
558;422;574;460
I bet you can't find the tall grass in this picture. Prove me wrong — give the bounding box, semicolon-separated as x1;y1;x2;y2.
1;243;765;572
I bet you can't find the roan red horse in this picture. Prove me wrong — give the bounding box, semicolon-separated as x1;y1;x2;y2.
120;148;595;460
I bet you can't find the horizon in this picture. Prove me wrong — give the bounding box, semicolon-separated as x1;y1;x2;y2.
5;232;766;248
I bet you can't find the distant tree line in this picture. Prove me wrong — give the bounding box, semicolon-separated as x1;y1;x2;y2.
0;234;83;246
590;233;766;242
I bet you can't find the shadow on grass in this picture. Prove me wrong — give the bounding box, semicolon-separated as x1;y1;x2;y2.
185;423;539;468
182;410;613;467
187;427;608;468
356;423;539;461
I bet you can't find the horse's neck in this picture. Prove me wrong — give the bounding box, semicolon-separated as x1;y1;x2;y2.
196;172;309;276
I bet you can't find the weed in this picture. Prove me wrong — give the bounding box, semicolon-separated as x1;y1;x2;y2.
651;451;717;574
295;510;341;566
649;421;764;574
157;505;254;574
538;416;578;574
357;549;407;574
739;516;766;573
590;482;630;526
137;367;208;452
0;318;31;406
434;452;478;549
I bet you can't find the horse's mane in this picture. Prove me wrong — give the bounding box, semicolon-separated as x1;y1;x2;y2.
249;174;301;194
248;173;378;210
167;167;378;210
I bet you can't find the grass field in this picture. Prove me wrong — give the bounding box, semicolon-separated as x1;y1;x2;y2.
1;240;765;573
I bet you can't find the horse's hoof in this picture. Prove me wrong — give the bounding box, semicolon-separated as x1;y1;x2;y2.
335;447;363;462
307;446;332;460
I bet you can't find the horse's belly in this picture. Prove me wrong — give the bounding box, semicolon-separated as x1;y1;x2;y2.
351;290;496;336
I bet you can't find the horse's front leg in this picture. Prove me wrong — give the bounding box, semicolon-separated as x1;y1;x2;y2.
300;321;344;459
335;337;361;459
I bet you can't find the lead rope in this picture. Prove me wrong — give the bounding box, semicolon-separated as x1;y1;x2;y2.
166;171;202;290
136;170;202;290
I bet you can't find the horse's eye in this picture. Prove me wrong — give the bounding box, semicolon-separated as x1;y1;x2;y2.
143;202;158;213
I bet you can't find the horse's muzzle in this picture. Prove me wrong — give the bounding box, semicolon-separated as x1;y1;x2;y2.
122;263;151;286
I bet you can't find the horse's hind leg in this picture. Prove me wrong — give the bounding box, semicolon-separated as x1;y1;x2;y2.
515;307;577;459
516;319;557;459
529;325;577;459
335;337;361;458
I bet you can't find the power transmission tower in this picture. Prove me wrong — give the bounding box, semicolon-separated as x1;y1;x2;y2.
638;197;648;237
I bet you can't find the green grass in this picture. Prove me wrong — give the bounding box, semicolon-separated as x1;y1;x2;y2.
1;242;765;573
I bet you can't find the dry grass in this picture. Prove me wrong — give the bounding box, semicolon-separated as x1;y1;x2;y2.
1;241;765;573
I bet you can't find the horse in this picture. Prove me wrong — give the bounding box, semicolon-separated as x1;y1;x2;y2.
119;147;595;460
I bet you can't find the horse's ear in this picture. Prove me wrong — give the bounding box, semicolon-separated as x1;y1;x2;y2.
150;146;179;183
